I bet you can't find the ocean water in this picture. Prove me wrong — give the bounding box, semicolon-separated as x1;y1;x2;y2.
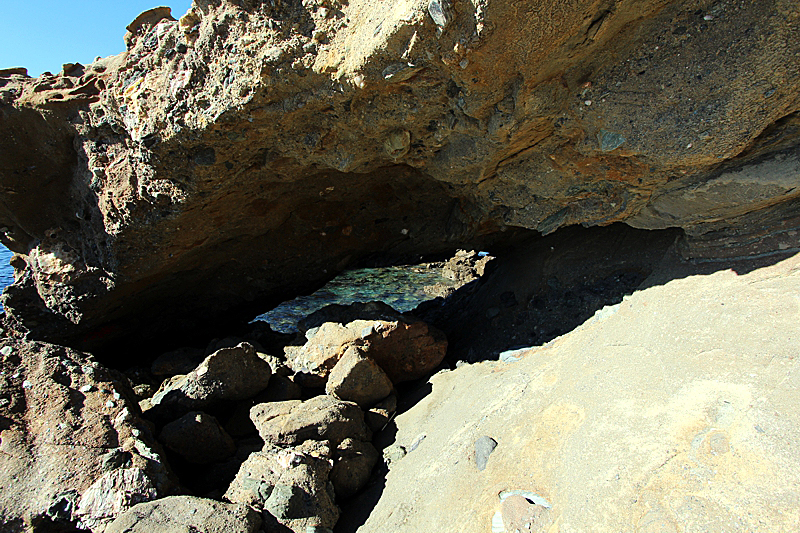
0;245;13;312
254;264;456;333
0;245;453;329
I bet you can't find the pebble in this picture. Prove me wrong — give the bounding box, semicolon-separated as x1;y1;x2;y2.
475;435;498;471
80;384;93;393
409;433;426;452
106;400;116;408
383;444;407;466
0;346;12;356
428;0;450;28
22;380;33;389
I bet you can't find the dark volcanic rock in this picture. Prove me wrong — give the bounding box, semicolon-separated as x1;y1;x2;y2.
0;1;797;352
159;411;236;464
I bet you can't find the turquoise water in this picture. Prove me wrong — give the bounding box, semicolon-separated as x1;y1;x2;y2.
0;246;453;329
0;245;12;312
254;265;456;333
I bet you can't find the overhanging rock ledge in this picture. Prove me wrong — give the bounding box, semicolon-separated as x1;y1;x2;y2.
0;0;798;351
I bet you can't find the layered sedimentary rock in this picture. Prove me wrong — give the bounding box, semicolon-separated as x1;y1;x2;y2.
0;0;798;349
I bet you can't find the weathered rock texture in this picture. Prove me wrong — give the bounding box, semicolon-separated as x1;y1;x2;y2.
0;340;176;532
107;495;262;533
1;0;798;350
339;251;800;533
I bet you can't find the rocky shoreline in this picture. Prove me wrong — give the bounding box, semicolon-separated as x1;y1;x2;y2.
1;0;800;531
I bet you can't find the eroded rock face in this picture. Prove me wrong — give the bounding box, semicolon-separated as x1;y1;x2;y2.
1;1;799;350
0;340;176;532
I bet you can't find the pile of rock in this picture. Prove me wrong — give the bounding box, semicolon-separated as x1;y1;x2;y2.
0;302;448;532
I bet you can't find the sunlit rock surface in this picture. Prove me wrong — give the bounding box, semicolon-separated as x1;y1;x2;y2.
0;0;798;351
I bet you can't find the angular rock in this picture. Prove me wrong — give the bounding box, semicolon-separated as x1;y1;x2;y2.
144;342;271;417
501;495;550;533
159;411;236;464
442;249;493;285
107;495;261;533
250;395;369;447
325;345;393;408
330;438;380;500
223;375;304;439
224;440;339;532
288;303;448;384
0;340;176;531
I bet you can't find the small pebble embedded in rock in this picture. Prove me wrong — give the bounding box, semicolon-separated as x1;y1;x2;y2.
475;435;498;471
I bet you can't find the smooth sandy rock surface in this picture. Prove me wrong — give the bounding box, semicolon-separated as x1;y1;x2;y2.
344;252;800;532
107;495;261;533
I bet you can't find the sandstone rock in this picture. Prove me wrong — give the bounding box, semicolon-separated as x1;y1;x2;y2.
224;440;339;532
250;395;369;447
500;495;550;533
144;342;271;417
330;438;380;500
0;340;175;531
289;303;448;384
344;252;800;533
107;495;261;533
325;345;393;408
159;411;236;464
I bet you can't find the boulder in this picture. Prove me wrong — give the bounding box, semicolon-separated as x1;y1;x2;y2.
441;249;493;285
330;438;380;501
325;345;393;408
159;411;236;464
0;340;176;532
143;342;271;418
224;440;339;532
250;395;369;447
287;303;448;384
107;495;261;533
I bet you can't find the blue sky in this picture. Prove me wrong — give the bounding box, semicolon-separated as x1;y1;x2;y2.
0;1;193;77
